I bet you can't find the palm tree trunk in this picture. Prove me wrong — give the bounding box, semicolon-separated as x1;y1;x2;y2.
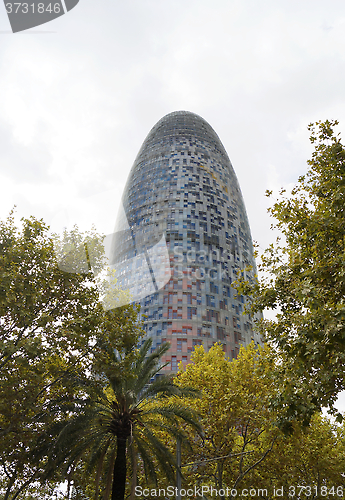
112;437;127;500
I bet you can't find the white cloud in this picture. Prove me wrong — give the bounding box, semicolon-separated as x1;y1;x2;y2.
0;0;344;236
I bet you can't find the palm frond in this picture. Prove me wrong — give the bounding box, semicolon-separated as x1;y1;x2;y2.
134;341;171;389
135;436;158;485
39;337;201;499
135;427;176;481
103;447;116;500
94;438;111;499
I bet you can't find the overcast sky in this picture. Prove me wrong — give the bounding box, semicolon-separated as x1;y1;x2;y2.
1;0;345;408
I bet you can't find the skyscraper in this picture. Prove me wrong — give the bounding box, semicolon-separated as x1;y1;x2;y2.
111;111;262;370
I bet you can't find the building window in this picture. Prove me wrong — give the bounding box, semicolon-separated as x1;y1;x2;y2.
171;356;177;371
187;307;197;319
193;339;202;348
206;295;216;307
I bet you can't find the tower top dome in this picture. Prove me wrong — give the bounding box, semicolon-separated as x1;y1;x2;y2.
136;110;229;165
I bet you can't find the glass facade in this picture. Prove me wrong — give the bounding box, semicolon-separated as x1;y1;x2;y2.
111;111;262;371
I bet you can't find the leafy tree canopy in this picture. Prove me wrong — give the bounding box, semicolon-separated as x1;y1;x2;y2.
174;343;278;493
0;211;140;499
251;413;345;495
236;120;345;428
39;339;200;500
170;343;345;499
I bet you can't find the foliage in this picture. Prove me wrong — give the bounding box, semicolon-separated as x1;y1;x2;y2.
174;343;279;495
161;343;345;500
39;339;201;500
0;212;138;499
236;120;345;428
246;413;345;498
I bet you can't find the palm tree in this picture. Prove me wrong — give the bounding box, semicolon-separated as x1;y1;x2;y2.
40;339;200;500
